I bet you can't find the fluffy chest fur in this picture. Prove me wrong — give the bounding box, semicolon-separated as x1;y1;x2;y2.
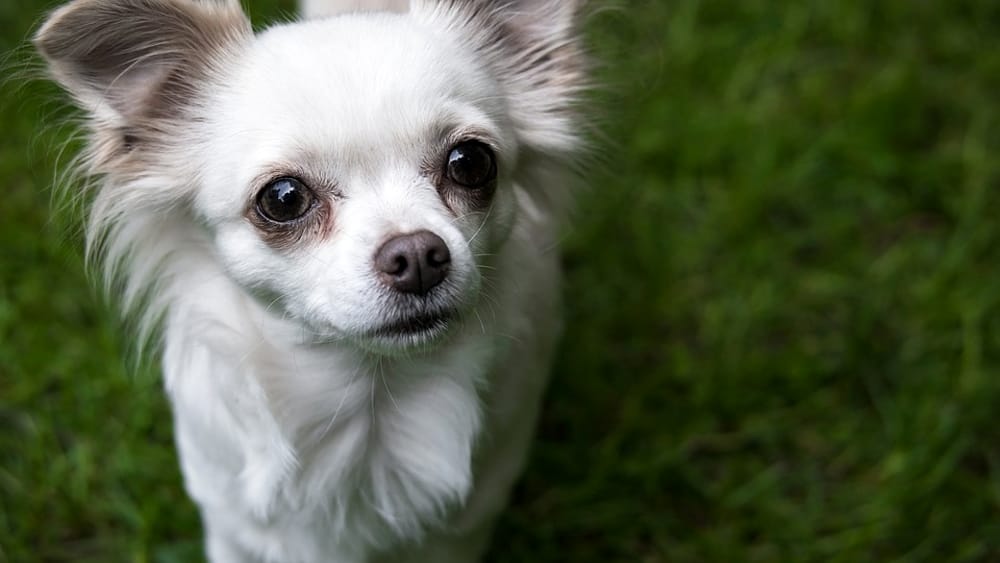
158;201;560;561
166;280;491;544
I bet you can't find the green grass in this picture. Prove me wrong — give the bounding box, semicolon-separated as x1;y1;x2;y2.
3;1;1000;561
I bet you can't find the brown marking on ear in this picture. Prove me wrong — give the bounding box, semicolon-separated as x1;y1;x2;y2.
121;130;140;152
34;0;251;158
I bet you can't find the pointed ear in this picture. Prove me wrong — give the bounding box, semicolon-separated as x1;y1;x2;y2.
34;0;251;128
415;0;588;154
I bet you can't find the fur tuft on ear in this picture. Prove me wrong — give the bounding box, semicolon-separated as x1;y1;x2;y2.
34;0;251;138
413;0;588;156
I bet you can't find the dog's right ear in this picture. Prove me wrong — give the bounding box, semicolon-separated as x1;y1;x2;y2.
34;0;250;129
411;0;587;157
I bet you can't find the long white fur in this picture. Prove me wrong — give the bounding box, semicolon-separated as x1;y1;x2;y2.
35;0;585;561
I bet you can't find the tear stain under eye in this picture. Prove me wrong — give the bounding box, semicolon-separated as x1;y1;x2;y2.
439;177;497;216
421;158;496;216
244;165;342;251
423;134;501;216
246;198;336;251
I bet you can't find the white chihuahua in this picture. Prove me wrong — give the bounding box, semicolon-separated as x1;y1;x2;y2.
35;0;585;561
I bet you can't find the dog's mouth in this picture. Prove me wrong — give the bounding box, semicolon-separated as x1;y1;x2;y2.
374;312;451;337
363;309;456;349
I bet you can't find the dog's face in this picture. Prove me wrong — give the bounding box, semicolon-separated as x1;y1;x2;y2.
35;0;584;353
198;16;518;351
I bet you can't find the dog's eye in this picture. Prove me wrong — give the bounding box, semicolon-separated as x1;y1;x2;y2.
256;177;314;223
446;142;496;188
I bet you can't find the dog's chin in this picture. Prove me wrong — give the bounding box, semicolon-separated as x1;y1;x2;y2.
354;310;459;355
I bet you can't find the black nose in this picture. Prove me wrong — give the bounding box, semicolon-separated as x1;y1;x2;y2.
374;231;451;295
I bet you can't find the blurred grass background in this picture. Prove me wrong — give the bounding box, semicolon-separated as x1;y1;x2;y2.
2;0;1000;561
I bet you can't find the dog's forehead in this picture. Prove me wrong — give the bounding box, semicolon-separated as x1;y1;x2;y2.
217;15;503;166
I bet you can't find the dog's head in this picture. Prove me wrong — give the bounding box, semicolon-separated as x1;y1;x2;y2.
35;0;585;353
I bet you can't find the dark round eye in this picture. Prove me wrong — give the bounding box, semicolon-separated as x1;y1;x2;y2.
256;177;314;223
446;142;497;188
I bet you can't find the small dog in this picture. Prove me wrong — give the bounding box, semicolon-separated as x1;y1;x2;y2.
35;0;585;561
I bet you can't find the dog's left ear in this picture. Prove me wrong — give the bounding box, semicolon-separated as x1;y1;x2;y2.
415;0;588;155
